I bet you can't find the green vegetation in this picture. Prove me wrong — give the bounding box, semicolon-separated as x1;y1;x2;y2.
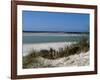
23;36;89;68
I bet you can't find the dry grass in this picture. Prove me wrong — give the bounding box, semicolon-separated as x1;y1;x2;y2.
23;36;89;68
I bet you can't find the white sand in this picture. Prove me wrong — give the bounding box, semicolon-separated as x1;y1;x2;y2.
23;42;74;56
36;51;89;67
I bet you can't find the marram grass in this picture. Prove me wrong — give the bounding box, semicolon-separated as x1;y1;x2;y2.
23;37;89;68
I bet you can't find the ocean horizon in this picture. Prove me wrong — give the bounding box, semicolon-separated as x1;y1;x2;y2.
23;32;89;44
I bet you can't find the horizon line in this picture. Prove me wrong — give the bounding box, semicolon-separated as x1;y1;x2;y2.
23;31;89;33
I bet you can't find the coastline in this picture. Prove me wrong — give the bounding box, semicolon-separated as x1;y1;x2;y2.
23;42;75;56
23;32;88;36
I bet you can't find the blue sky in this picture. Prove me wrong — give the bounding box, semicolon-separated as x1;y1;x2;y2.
22;11;89;32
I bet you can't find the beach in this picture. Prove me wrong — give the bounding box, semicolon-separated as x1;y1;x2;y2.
23;42;74;56
23;41;89;68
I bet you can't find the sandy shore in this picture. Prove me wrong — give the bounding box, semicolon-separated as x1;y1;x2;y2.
23;42;74;56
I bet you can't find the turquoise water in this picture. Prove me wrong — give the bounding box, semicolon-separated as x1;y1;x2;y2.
23;33;89;44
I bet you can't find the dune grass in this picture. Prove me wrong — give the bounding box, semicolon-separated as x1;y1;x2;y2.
23;36;89;68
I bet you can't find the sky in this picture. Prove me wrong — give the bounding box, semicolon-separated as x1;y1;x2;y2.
22;11;89;32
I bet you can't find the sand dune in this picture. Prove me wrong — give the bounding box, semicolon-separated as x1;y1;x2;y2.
24;51;89;68
23;42;89;68
36;51;89;67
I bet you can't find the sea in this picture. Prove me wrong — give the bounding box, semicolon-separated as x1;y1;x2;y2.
23;33;89;44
